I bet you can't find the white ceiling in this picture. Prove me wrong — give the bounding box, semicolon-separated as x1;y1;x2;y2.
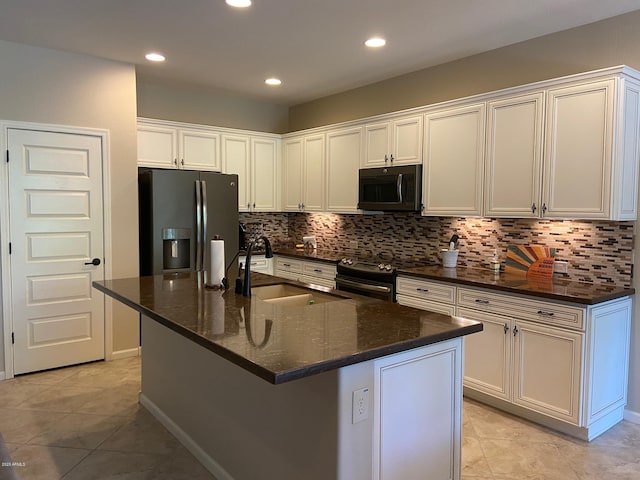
1;0;640;106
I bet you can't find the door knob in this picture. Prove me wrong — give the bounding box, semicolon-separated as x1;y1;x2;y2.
85;258;101;266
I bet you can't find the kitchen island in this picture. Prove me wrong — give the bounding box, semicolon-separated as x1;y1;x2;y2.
94;272;481;480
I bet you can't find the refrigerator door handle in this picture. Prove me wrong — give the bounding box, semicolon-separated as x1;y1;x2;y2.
201;179;208;269
195;180;202;271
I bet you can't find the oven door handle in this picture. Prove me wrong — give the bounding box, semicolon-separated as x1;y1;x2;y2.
336;278;392;294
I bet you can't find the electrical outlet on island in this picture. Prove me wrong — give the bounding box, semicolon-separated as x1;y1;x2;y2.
554;260;569;274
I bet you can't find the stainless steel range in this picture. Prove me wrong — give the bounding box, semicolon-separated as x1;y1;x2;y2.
335;258;397;302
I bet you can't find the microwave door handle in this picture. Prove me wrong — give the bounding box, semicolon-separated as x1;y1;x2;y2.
397;173;403;203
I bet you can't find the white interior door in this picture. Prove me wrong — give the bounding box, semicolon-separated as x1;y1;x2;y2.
8;128;105;374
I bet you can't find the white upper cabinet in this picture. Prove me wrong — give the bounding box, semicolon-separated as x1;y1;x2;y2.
221;135;251;211
326;126;363;213
484;92;545;218
251;137;280;211
222;134;280;212
422;103;485;216
138;124;178;169
363;114;423;167
283;137;304;211
542;78;640;220
302;134;325;211
283;134;325;212
138;120;220;171
179;129;220;171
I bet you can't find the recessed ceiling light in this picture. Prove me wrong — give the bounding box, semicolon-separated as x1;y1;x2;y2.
265;78;282;86
145;52;165;62
365;37;386;48
226;0;251;7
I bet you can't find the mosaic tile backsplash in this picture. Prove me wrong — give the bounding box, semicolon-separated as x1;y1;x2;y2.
240;212;634;287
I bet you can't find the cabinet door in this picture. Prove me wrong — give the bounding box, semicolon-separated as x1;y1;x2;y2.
137;124;178;168
251;137;279;212
392;115;423;165
283;138;304;211
303;134;325;211
542;79;615;219
222;135;251;211
326;126;362;212
458;307;511;401
364;121;391;167
423;103;485;216
180;129;221;171
512;320;583;425
484;93;544;217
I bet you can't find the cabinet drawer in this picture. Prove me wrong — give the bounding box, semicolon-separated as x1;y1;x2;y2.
457;287;584;330
302;261;337;280
396;276;456;304
275;257;303;273
300;274;335;289
397;294;456;316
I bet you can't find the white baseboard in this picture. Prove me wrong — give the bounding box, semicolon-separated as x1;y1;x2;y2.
110;346;141;361
0;371;5;381
624;408;640;425
139;393;234;480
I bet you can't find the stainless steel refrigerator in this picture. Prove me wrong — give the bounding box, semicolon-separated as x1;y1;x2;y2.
138;168;239;276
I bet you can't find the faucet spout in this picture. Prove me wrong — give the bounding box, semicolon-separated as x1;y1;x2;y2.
242;236;273;297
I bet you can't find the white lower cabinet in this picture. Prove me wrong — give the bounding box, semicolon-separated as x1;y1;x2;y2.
275;256;336;289
238;254;274;276
397;274;631;440
459;306;583;425
396;276;456;316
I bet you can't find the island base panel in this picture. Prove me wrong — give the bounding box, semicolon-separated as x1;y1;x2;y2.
139;315;462;479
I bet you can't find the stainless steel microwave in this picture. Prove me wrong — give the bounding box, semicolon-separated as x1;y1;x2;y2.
358;165;422;212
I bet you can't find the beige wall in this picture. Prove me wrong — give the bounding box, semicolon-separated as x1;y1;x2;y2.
0;39;140;371
289;10;640;130
289;10;640;417
136;79;289;134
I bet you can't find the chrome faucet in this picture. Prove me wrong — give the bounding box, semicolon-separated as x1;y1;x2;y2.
242;236;273;297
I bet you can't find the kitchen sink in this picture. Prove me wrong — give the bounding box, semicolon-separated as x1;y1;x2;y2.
252;284;346;306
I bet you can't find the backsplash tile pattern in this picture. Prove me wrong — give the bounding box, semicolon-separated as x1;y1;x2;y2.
241;212;634;287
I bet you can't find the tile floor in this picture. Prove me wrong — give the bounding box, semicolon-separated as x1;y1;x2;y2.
0;356;639;479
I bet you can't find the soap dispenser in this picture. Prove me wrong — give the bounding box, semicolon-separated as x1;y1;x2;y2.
489;249;500;272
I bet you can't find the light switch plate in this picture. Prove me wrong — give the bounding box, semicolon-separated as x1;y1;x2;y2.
554;261;569;274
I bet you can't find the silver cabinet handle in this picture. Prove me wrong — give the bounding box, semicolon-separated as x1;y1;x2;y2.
397;173;403;204
181;158;184;166
504;323;508;335
416;287;429;293
542;203;547;214
283;263;291;267
537;310;555;317
531;203;537;214
390;154;394;163
174;158;178;167
513;325;519;336
384;154;389;163
313;269;322;273
474;298;490;305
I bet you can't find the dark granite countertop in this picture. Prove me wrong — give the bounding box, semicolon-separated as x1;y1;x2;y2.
398;266;634;305
275;249;634;305
93;272;481;385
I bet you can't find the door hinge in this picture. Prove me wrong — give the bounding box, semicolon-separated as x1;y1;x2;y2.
11;332;15;344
